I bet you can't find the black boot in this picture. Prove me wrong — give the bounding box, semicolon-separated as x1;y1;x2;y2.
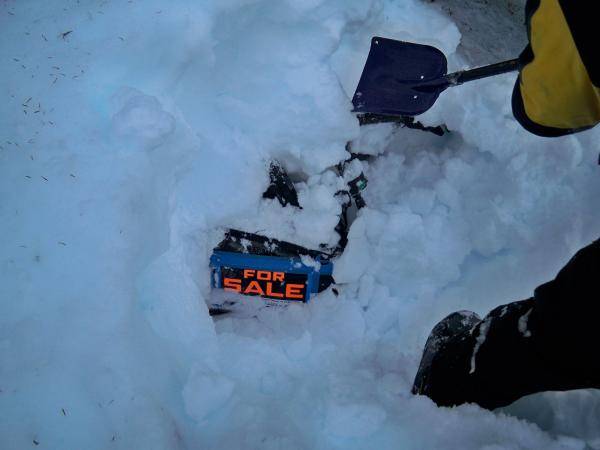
412;240;600;410
412;311;481;397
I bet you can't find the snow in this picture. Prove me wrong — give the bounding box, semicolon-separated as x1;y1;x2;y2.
1;0;600;449
518;308;533;338
471;317;491;374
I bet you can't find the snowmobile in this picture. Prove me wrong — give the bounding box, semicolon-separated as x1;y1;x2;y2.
208;153;372;316
208;37;521;316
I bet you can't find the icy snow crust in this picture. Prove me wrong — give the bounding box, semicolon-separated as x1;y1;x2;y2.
1;0;600;449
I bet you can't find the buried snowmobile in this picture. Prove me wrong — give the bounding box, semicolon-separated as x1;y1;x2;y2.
208;37;520;316
208;155;369;316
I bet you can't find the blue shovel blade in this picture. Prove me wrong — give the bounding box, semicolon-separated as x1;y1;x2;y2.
352;37;448;117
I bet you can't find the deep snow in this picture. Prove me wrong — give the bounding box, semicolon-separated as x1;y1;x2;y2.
1;0;600;449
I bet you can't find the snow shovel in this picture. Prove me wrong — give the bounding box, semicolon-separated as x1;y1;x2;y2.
352;37;522;117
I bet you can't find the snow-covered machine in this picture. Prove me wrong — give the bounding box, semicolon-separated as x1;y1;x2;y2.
208;37;520;315
208;156;368;315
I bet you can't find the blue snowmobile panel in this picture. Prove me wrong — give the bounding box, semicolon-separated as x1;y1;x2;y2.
209;229;335;305
210;251;333;302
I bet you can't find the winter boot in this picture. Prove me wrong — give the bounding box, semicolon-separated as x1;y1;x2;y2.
412;311;481;397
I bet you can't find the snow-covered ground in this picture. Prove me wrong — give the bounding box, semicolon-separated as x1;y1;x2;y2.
428;0;527;64
1;1;599;449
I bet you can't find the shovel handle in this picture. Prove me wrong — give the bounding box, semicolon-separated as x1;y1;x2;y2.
414;58;523;92
446;58;523;86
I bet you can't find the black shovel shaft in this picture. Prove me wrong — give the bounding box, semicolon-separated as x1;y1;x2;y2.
447;58;522;86
415;58;522;92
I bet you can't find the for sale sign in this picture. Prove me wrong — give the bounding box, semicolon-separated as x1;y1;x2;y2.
221;267;308;301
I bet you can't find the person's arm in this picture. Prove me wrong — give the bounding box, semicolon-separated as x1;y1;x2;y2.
512;0;600;137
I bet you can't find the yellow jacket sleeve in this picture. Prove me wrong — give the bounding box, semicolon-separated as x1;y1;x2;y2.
512;0;600;137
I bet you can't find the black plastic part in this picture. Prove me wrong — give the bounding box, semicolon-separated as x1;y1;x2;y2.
358;113;447;136
318;274;335;292
263;161;301;208
333;191;352;256
216;229;332;260
209;307;233;316
348;173;368;209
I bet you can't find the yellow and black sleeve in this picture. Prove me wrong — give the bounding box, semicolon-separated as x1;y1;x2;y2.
512;0;600;137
